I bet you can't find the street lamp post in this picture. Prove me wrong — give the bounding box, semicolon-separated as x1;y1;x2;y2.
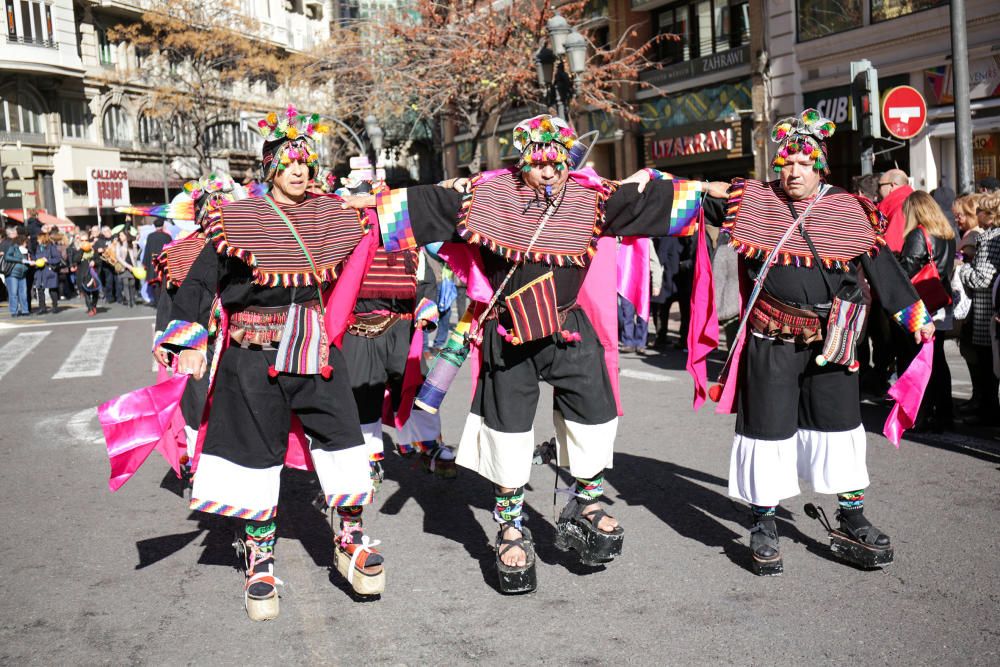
535;13;589;121
364;114;383;173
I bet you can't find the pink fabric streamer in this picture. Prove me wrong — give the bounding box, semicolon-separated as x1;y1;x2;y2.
394;325;426;429
617;236;650;321
324;209;380;347
438;243;492;302
883;339;934;447
686;211;720;411
99;374;188;491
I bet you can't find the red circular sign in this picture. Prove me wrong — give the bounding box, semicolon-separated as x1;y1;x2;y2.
881;86;927;140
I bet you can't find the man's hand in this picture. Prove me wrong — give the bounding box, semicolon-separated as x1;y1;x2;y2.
706;181;730;198
152;346;171;368
620;169;652;193
177;349;207;380
914;323;935;344
341;194;376;209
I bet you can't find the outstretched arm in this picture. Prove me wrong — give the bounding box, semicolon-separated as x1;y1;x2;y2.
860;249;935;344
344;185;464;250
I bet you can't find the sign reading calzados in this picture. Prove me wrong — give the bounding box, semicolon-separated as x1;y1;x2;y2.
87;168;130;208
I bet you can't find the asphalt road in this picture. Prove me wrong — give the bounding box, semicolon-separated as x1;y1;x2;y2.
1;302;997;665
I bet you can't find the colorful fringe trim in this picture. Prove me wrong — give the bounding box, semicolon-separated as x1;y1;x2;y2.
414;297;440;325
721;178;889;270
190;498;276;521
893;300;932;333
837;490;865;511
155;319;209;354
454;170;609;268
326;491;375;507
377;188;417;252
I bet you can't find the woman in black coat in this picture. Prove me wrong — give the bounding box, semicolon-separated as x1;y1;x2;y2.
897;191;957;431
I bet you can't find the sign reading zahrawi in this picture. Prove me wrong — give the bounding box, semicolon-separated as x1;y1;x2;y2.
881;86;927;140
87;168;130;208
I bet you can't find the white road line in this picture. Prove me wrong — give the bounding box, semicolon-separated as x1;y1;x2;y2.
52;326;118;379
620;368;675;383
0;331;51;381
0;315;154;331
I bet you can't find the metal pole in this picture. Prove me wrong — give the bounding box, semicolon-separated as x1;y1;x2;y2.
161;135;170;202
950;0;974;193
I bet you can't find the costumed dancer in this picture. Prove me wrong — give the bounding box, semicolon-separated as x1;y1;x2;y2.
158;106;383;620
694;110;935;575
345;114;715;593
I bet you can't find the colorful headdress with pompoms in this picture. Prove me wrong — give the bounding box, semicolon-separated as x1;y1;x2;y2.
512;114;579;173
770;108;836;174
115;172;251;229
258;105;328;181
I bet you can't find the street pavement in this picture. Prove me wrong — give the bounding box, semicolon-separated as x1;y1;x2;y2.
0;302;998;665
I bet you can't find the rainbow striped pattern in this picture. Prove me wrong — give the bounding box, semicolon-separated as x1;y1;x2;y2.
668;180;705;237
377;189;417;252
893;300;932;333
837;489;865;511
326;491;374;507
155;319;209;354
190;498;276;521
274;303;328;375
414;297;440;325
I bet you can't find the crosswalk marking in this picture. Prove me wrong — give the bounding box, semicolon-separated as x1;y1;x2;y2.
0;331;52;381
52;326;118;379
620;368;675;383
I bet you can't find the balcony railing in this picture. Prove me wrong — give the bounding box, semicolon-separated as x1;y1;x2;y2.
4;35;56;49
0;131;47;144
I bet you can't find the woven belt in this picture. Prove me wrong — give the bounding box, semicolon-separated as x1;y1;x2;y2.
230;300;321;346
749;291;823;343
347;312;411;338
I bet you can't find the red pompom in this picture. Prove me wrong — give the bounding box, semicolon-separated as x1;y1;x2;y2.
267;365;279;378
708;384;723;402
320;365;333;379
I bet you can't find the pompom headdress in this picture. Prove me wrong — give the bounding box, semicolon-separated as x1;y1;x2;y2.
770;108;836;174
116;172;253;230
257;105;329;181
512;114;580;173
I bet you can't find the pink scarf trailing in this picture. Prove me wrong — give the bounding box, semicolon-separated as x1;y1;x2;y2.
883;339;934;446
685;210;720;410
99;374;188;491
436;169;624;414
101;210;381;487
616;237;650;321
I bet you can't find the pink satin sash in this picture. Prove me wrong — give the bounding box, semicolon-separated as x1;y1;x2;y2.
883;339;933;447
686;211;720;410
617;237;650;321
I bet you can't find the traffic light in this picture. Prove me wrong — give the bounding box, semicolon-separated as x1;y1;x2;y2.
850;60;882;141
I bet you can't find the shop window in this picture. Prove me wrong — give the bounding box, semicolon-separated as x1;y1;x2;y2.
0;89;45;138
871;0;948;23
797;0;863;41
102;104;132;148
653;0;748;64
61;98;91;140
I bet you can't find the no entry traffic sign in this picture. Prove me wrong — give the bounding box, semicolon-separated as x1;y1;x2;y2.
881;86;927;140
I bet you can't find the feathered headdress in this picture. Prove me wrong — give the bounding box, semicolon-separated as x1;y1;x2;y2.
770;108;836;174
257;105;328;181
512;114;580;173
116;173;257;230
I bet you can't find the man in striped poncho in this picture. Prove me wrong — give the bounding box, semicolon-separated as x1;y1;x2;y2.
693;109;935;575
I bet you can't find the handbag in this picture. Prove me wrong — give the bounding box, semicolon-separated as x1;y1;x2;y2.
910;227;952;313
0;254;15;276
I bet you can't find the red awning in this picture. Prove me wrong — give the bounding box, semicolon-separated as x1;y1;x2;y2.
1;209;78;233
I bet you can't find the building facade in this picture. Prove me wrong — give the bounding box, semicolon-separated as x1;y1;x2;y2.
765;0;1000;192
1;0;334;228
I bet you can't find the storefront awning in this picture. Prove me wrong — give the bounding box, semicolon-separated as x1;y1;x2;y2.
1;209;78;233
